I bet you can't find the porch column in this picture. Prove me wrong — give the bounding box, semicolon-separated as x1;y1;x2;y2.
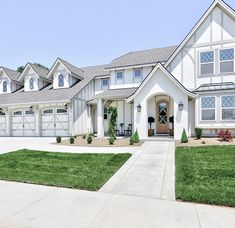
35;108;41;137
5;110;11;136
97;98;104;138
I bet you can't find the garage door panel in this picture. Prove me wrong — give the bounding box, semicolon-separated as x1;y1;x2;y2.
56;129;68;137
24;130;35;137
42;122;54;129
42;130;55;137
55;122;69;130
56;115;68;122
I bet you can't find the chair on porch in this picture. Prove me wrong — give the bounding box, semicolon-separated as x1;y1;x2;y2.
124;124;132;136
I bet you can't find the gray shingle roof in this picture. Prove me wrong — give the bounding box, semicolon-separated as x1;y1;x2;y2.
1;67;21;82
107;45;177;69
29;63;50;80
59;58;84;78
95;88;137;99
194;82;235;92
0;64;109;106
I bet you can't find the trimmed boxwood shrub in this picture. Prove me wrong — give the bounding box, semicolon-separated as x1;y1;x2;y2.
87;135;92;144
109;137;115;145
181;129;188;143
133;130;140;143
56;136;62;143
70;137;75;144
195;128;203;139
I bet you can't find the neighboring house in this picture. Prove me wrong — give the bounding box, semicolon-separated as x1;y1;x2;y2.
0;0;235;139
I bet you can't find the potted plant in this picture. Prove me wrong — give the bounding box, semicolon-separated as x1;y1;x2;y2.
148;117;155;136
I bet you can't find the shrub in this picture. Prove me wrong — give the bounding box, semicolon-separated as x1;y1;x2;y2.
82;135;86;139
108;106;117;140
89;133;95;137
129;136;134;145
109;137;115;145
70;137;75;144
181;129;188;143
56;136;62;143
195;128;203;139
133;130;140;143
201;141;206;144
87;135;92;144
218;129;233;142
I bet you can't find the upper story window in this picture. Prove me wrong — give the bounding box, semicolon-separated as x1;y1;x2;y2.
200;51;214;76
101;78;109;90
221;96;235;120
2;81;7;92
29;78;34;90
58;74;64;87
201;96;216;121
116;71;124;84
134;68;143;83
219;48;234;74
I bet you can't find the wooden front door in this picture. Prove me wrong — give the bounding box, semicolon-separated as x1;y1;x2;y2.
157;102;169;134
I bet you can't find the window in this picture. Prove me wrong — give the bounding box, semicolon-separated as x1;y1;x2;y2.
43;109;53;114
25;110;34;115
134;68;143;83
58;74;64;87
221;96;235;120
104;107;108;120
101;79;109;90
0;111;5;116
2;81;7;92
56;109;67;114
29;78;34;90
219;48;234;74
116;71;124;84
13;111;22;116
201;96;216;121
200;51;214;75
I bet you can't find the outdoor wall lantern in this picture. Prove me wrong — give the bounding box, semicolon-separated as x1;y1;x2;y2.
65;103;71;110
29;106;34;111
137;104;142;112
178;102;184;111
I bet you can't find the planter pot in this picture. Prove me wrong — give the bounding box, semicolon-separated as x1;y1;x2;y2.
148;129;154;137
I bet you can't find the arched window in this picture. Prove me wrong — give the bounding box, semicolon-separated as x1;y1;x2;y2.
58;74;64;87
3;81;7;92
29;78;34;90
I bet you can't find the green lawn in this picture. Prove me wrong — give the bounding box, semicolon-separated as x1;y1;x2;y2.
0;150;131;191
176;146;235;207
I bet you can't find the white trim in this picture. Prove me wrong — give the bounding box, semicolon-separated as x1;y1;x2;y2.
126;63;196;103
200;96;216;122
165;0;235;67
198;50;215;76
218;47;235;74
18;63;40;81
105;62;156;71
47;58;71;79
220;95;235;121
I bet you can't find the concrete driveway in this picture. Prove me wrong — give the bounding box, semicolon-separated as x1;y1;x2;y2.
0;138;234;227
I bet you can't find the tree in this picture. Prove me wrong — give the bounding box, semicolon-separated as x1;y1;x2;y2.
108;106;117;140
17;63;49;73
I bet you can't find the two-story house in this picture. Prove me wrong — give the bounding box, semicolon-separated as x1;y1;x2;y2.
0;0;234;140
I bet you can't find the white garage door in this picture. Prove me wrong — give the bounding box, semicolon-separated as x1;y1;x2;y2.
42;108;69;137
0;110;6;136
12;110;35;137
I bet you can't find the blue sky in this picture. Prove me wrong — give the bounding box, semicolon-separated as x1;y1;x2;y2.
0;0;234;70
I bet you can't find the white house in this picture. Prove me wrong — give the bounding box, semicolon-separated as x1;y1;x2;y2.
0;0;235;140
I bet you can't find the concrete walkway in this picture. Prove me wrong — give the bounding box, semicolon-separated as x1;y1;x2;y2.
100;141;175;200
0;181;234;228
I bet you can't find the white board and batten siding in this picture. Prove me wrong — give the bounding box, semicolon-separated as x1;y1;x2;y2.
168;6;235;90
72;80;94;135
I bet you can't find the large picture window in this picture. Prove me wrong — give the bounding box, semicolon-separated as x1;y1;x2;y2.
200;51;214;75
201;96;216;121
219;48;234;74
221;96;235;120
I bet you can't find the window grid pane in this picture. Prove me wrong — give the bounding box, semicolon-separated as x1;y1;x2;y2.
3;81;7;92
200;51;214;63
201;97;215;109
222;96;235;108
220;49;234;61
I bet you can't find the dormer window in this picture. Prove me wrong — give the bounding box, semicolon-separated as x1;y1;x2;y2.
29;78;34;90
58;74;64;87
2;81;7;92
